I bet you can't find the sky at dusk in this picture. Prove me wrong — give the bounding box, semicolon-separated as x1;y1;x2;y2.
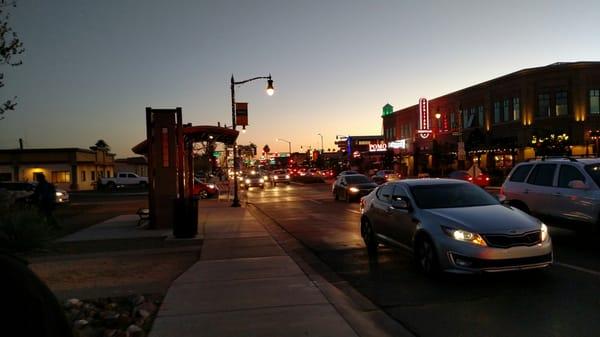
2;0;600;157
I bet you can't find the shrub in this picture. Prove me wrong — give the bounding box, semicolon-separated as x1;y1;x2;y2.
0;205;51;253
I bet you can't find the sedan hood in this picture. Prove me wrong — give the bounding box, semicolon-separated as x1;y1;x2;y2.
423;205;540;234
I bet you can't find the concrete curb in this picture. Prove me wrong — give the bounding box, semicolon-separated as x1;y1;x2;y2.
247;203;414;337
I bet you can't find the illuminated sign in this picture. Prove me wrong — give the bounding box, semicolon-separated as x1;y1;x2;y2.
369;143;387;152
417;98;432;139
388;139;407;149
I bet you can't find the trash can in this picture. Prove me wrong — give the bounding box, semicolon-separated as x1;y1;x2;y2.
173;196;198;238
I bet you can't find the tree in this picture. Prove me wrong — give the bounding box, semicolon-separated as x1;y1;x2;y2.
90;139;111;152
262;144;270;154
0;1;25;121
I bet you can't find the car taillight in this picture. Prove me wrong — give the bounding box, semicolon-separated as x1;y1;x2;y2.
468;177;473;181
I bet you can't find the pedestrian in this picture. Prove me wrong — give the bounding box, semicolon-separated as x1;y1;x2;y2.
32;174;59;229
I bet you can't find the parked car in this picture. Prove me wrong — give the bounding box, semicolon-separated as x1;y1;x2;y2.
371;176;387;185
193;178;219;199
241;173;265;189
269;169;290;186
0;182;70;204
332;174;377;202
99;172;148;190
360;179;552;274
501;157;600;231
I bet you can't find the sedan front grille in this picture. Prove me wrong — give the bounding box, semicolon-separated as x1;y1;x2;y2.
482;230;541;248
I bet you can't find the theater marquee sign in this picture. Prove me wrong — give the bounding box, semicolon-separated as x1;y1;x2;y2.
417;98;432;139
369;143;387;152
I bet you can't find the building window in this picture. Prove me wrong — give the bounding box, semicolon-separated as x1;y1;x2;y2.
555;91;568;116
91;171;96;181
51;171;71;183
478;106;484;127
503;99;510;121
462;109;469;129
537;94;551;118
81;171;86;182
450;112;456;129
589;90;600;115
513;97;520;120
494;102;501;124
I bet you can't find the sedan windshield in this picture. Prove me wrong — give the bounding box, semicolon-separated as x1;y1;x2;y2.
345;175;371;184
409;183;499;209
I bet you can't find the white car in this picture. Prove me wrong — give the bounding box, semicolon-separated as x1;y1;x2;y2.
501;157;600;231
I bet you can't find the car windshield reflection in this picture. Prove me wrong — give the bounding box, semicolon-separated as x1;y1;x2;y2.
345;175;371;184
410;183;499;209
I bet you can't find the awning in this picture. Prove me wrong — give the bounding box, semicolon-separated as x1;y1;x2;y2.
132;125;239;155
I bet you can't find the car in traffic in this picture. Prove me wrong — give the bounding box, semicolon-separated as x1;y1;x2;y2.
373;170;401;182
337;170;359;177
269;169;290;186
241;173;265;190
359;179;552;274
501;157;600;232
193;178;219;199
0;182;70;204
332;174;377;202
448;170;490;188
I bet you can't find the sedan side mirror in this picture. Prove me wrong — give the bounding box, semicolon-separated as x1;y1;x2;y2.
568;180;588;190
391;197;411;210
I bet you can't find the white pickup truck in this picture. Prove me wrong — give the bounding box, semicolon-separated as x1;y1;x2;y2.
99;172;148;189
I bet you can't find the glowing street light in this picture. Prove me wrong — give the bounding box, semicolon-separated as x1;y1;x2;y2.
230;73;275;207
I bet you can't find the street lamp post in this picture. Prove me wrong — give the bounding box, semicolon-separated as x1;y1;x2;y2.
317;133;324;153
230;74;274;207
276;138;292;155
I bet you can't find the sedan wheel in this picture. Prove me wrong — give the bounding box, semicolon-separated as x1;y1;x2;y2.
361;219;378;254
415;236;439;276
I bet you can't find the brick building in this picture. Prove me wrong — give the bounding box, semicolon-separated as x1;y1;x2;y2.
383;62;600;175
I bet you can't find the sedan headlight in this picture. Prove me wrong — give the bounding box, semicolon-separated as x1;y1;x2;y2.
541;223;549;242
56;191;64;197
245;179;250;184
285;175;290;179
349;187;360;193
442;226;487;246
206;184;216;189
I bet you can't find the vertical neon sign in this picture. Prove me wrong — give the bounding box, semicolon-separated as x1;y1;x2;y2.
417;98;432;139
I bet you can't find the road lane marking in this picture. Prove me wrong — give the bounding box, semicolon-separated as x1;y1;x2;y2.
308;199;322;204
555;262;600;278
346;209;361;214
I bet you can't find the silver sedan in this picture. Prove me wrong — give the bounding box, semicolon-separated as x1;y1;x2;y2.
359;179;552;274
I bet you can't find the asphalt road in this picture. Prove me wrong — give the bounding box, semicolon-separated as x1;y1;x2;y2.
244;181;600;337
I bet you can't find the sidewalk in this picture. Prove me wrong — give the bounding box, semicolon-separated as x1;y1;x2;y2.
149;200;411;337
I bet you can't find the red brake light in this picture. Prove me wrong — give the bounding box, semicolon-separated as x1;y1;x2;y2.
468;177;473;181
485;177;490;181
